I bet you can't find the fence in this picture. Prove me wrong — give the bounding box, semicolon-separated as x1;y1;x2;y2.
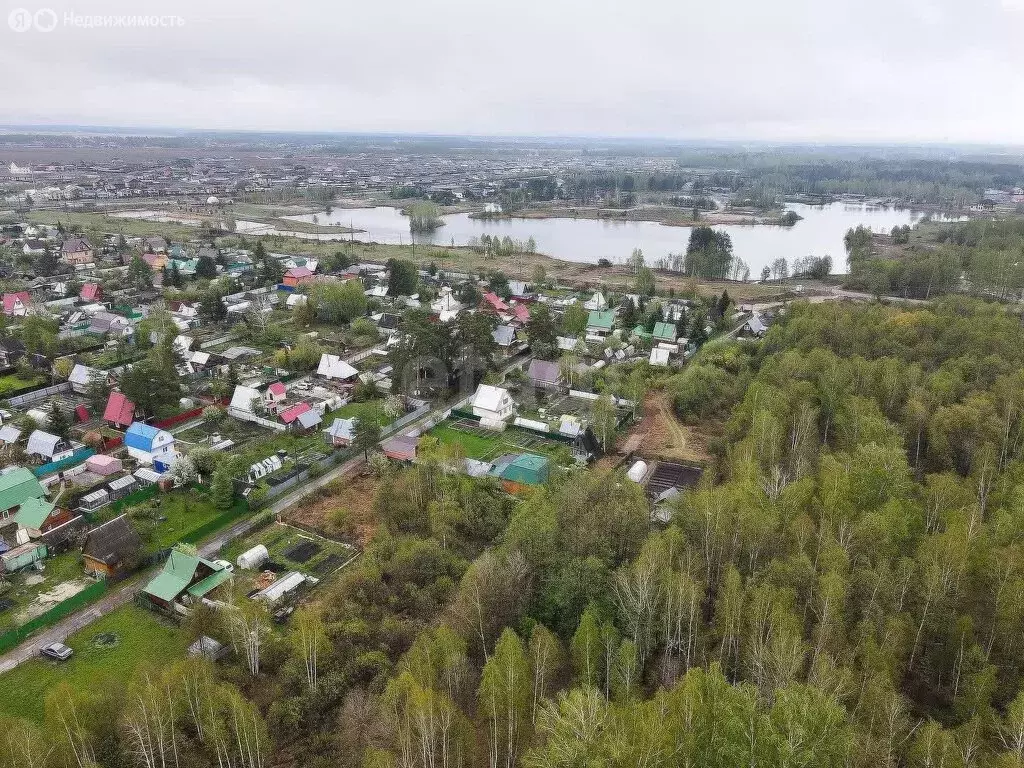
33;447;96;477
7;381;68;407
0;578;107;654
153;406;207;431
227;408;287;431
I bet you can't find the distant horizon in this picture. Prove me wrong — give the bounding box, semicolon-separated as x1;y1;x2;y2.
3;124;1024;154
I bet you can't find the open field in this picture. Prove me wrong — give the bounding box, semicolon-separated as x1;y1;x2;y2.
27;209;199;242
283;471;381;545
609;390;713;465
216;234;797;303
115;488;243;550
0;605;189;722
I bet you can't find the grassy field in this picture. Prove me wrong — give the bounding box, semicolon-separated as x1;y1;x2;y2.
0;552;88;632
125;489;230;550
0;371;47;396
0;605;189;722
27;209;198;242
428;421;572;463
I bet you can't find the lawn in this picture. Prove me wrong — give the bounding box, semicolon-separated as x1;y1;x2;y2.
0;551;90;632
428;421;573;463
125;489;233;550
326;398;388;423
0;605;189;722
0;371;46;396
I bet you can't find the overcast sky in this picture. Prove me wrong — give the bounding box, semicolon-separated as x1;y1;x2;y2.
2;0;1023;143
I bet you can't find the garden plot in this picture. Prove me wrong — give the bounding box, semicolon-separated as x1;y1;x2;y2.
222;522;357;592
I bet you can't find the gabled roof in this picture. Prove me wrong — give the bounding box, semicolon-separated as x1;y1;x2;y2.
492;325;516;347
26;430;62;458
482;292;509;312
279;402;312;424
473;384;511;412
14;497;55;529
80;283;101;301
511;304;530;323
62;236;92;253
3;292;30;313
285;266;313;279
528;359;562;385
0;468;46;512
267;381;286;397
0;425;22;444
103;391;135;427
125;422;172;452
587;310;615;330
652;322;677;342
144;548;225;602
229;385;262;412
317;354;358;380
69;363;98;386
296;409;322;429
82;514;142;566
324;417;357;441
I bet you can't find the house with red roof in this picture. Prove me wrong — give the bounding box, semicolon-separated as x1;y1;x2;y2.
481;292;509;313
2;292;31;317
80;282;102;302
103;392;136;428
283;266;314;288
511;304;531;324
279;401;311;425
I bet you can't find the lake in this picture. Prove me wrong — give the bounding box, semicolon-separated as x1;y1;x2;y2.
277;202;961;274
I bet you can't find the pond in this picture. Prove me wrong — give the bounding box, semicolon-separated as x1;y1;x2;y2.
277;202;964;274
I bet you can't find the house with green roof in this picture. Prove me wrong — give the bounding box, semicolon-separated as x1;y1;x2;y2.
652;322;678;344
0;468;47;528
493;453;551;490
586;310;616;338
631;325;653;340
14;497;58;538
142;548;232;609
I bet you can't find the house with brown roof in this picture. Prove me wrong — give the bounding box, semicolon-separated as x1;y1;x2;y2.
82;514;142;577
61;237;94;265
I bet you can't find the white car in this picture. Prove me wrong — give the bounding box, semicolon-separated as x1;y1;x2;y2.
40;642;73;661
214;559;234;572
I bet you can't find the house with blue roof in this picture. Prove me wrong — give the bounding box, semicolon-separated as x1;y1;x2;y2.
124;422;176;470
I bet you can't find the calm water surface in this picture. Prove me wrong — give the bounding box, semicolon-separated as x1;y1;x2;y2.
279;202;962;274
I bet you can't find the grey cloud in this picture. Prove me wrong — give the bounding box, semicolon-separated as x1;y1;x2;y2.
2;0;1024;142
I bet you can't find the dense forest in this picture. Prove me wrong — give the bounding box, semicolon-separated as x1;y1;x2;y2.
847;218;1024;299
10;298;1024;768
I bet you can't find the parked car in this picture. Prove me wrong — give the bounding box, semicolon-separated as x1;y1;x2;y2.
214;559;234;572
39;642;73;661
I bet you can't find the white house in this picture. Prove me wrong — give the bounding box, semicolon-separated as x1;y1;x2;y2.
26;430;74;462
68;363;100;394
583;291;608;311
471;384;514;423
229;385;262;413
649;347;671;367
124;422;176;467
317;354;358;381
